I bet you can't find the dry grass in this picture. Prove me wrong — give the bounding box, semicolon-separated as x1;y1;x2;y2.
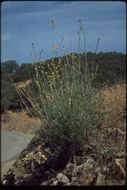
1;110;42;134
95;83;126;156
15;80;31;89
100;83;126;114
98;83;126;130
1;83;126;137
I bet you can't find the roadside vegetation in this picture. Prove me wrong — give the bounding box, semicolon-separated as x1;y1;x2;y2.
15;20;126;157
1;69;17;112
1;20;126;186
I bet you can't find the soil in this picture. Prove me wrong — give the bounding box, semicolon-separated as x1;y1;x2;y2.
1;114;126;186
1;93;126;186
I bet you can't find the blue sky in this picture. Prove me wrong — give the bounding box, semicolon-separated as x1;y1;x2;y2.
1;1;126;64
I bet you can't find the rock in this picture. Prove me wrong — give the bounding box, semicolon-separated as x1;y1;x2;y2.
45;147;51;153
84;173;97;185
95;167;102;173
3;180;8;185
56;173;63;180
66;163;74;170
22;174;33;182
62;175;69;184
72;165;80;176
115;158;126;179
52;180;58;186
87;157;95;165
41;181;48;186
96;173;106;185
116;152;125;158
72;177;77;182
13;168;24;179
63;163;74;177
102;166;109;177
56;173;69;184
78;157;95;171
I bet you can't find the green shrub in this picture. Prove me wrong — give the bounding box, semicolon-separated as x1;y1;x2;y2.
18;21;104;156
1;60;19;76
35;58;102;150
1;69;16;111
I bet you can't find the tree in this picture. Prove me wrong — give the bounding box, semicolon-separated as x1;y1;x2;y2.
12;63;35;82
1;60;19;76
1;69;16;111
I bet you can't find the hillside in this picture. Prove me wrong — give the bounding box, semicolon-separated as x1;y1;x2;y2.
2;52;126;86
1;83;126;185
1;52;126;186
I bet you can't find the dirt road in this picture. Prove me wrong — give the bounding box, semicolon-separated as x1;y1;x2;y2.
1;130;34;177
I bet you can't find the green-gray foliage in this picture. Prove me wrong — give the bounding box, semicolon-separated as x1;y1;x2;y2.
1;60;19;76
18;22;123;155
20;52;104;154
1;69;16;111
